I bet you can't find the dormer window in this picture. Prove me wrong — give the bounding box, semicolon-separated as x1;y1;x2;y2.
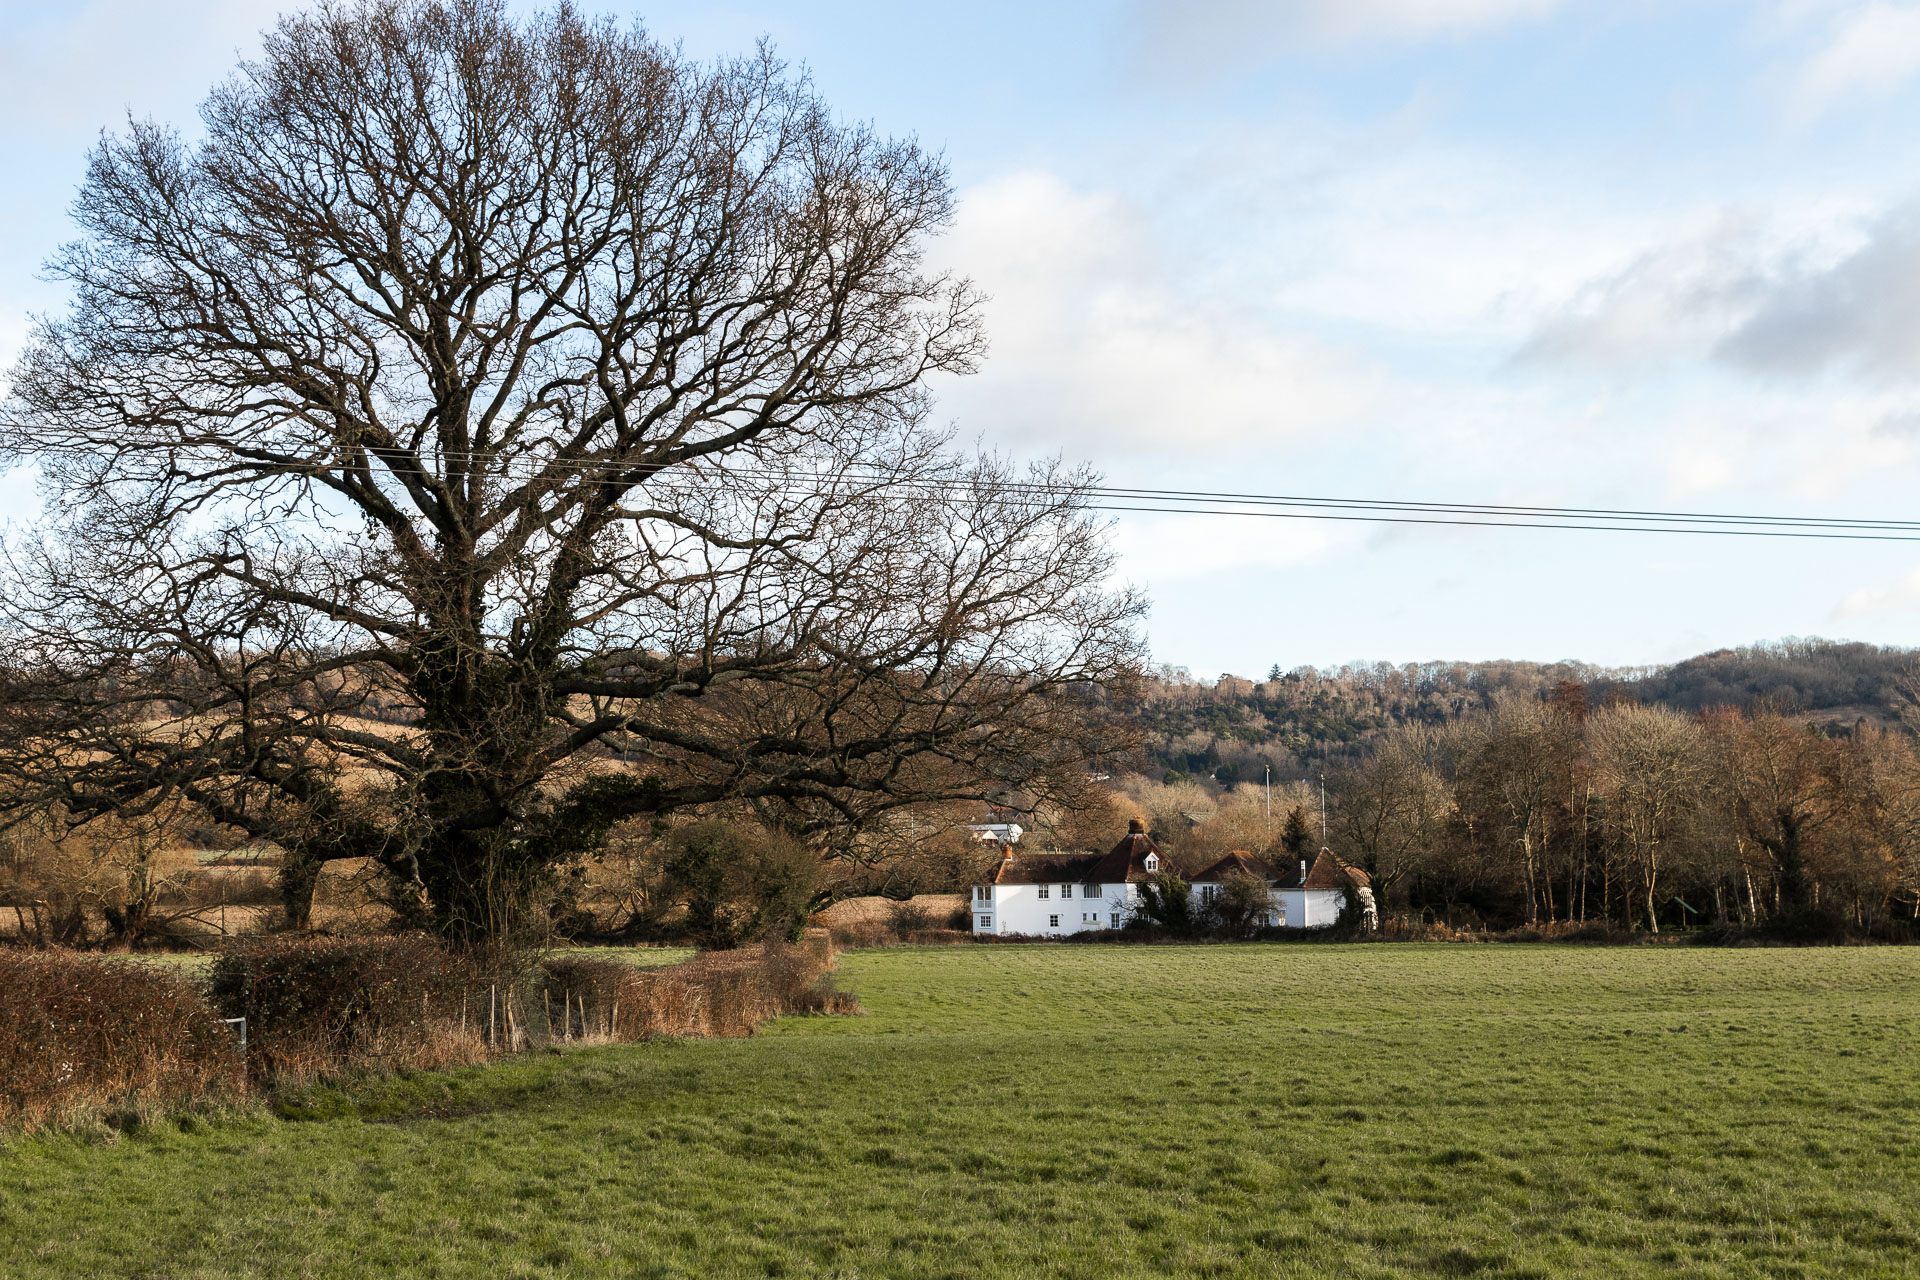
1144;854;1159;871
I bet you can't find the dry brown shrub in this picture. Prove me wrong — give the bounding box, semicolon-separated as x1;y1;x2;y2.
900;928;979;945
541;936;854;1042
207;935;493;1082
167;868;280;909
0;951;245;1131
825;919;897;949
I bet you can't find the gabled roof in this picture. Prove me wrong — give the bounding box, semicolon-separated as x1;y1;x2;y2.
989;851;1110;886
1189;848;1371;892
1083;818;1164;884
987;819;1165;887
1305;849;1370;890
1189;851;1280;885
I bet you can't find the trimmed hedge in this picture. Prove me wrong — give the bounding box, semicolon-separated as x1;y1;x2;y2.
4;934;856;1127
207;935;498;1081
0;950;245;1131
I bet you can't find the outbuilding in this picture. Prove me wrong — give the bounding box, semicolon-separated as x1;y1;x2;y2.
1187;848;1371;929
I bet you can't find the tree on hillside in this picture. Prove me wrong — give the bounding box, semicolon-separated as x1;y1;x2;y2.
0;0;1142;941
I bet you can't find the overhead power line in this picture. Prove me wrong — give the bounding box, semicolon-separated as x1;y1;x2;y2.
9;437;1918;542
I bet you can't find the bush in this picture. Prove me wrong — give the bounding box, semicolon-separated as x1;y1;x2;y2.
207;935;497;1082
886;898;933;934
660;820;822;949
0;950;245;1131
541;937;853;1042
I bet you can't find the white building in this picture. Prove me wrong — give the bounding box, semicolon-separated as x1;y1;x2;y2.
969;823;1371;936
965;822;1024;845
968;819;1162;935
1187;849;1371;930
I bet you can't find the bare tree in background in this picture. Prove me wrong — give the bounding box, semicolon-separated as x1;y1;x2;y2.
0;0;1142;941
1468;693;1574;924
1331;722;1449;912
1587;703;1703;932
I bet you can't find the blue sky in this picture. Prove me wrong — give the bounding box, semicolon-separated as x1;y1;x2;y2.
8;1;1920;677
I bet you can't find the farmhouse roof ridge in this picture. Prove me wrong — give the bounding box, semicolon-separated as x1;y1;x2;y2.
990;850;1110;886
1189;850;1281;885
1304;849;1370;890
1186;848;1370;891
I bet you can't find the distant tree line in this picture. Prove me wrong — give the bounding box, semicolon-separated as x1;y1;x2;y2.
1326;686;1920;933
1129;639;1915;790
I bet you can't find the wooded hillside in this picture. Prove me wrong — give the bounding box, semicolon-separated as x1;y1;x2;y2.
1133;638;1913;785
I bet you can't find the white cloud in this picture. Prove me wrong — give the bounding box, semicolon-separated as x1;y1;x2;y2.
1796;2;1920;113
1108;511;1350;586
1515;199;1920;384
938;171;1390;458
1834;564;1920;618
1718;206;1920;378
1513;215;1775;369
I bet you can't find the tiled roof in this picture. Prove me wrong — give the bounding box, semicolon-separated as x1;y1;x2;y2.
990;851;1111;886
990;819;1165;886
1189;848;1370;891
1305;849;1370;889
1189;851;1281;884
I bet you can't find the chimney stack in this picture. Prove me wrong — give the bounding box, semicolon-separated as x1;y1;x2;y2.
1128;817;1146;835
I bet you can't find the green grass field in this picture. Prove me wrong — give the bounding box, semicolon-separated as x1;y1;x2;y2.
3;943;1917;1278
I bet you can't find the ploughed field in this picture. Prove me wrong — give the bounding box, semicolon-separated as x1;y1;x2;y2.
3;945;1917;1278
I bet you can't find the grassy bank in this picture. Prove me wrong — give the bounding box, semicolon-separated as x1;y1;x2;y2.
2;944;1916;1277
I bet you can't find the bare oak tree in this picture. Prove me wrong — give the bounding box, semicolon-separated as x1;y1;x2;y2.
0;0;1142;940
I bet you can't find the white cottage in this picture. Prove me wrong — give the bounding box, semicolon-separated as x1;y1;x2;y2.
969;824;1373;936
968;819;1163;936
1187;848;1371;930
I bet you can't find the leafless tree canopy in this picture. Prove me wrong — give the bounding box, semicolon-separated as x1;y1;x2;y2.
0;0;1143;939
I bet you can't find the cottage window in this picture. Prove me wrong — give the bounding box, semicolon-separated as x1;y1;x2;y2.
1199;884;1217;902
1037;886;1050;899
973;886;989;901
1144;854;1158;871
1083;883;1100;898
1048;914;1059;929
1059;884;1072;898
978;916;992;929
1110;913;1121;929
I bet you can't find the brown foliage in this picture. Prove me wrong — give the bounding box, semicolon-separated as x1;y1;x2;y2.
540;937;854;1041
207;936;493;1082
0;951;245;1131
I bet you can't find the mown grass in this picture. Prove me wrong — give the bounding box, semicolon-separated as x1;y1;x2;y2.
2;944;1916;1278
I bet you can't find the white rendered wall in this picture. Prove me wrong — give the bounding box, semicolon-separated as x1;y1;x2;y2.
970;882;1134;934
1273;889;1347;928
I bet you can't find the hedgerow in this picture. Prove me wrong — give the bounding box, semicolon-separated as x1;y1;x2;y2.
0;951;244;1132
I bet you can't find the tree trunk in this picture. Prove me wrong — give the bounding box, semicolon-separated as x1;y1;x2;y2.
280;851;325;931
